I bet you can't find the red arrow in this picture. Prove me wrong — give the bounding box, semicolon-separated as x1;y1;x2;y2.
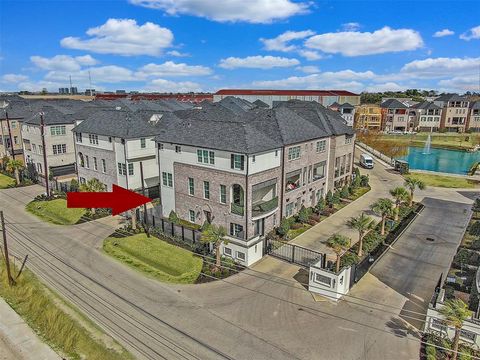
67;184;152;215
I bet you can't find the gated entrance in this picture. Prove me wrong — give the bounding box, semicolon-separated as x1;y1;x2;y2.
264;238;326;268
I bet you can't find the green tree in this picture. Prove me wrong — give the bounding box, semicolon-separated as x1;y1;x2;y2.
168;210;179;224
69;178;79;192
201;224;228;270
297;206;311;223
327;234;351;273
438;299;472;360
332;190;341;205
315;197;326;214
277;218;291;237
326;190;334;208
360;174;369;187
371;198;394;235
6;159;23;185
389;187;410;221
80;178;105;214
404;177;426;207
340;185;350;198
347;213;374;257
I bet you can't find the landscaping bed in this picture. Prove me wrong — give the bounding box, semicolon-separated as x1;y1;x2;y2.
0;172;15;189
0;261;132;360
406;172;479;189
422;333;479;360
103;233;203;284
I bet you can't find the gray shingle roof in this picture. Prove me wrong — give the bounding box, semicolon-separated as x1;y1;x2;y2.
412;100;441;110
380;99;408;109
435;93;466;102
23;105;75;125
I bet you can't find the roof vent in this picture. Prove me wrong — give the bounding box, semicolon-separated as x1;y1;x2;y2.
149;113;163;125
193;106;202;110
115;106;122;110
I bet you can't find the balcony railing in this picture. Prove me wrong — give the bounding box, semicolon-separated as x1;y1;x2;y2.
231;203;244;216
252;197;278;218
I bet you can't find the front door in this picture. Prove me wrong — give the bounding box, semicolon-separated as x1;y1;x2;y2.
204;210;212;224
254;218;265;237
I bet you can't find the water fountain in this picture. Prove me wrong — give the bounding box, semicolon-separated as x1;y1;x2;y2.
423;134;432;155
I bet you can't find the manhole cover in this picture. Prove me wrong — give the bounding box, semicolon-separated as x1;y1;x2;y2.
426;237;435;242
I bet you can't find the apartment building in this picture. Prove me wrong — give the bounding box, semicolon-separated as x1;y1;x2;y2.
467;101;480;132
0;97;31;161
435;94;470;132
214;89;360;107
353;104;382;130
155;100;355;266
411;101;442;132
329;102;355;126
380;99;409;132
72;109;169;196
22;105;77;186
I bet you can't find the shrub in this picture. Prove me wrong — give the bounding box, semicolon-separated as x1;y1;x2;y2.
69;179;79;192
360;175;369;187
307;219;317;226
297;206;312;223
290;222;303;230
332;191;341;204
340;185;350;198
277;218;291;237
470;238;480;251
315;197;326;213
469;221;480;236
340;252;359;268
168;210;179;224
326;190;334;207
425;344;436;358
362;231;383;254
348;185;355;195
473;198;480;212
309;214;321;222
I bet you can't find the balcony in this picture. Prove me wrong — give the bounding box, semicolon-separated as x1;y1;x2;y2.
252;197;278;218
285;170;301;192
231;203;244;216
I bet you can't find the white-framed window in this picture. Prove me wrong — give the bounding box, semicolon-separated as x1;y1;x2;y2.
288;146;301;160
50;125;66;136
314;273;332;287
345;136;353;144
189;210;196;223
85;155;89;168
140;138;146;148
220;184;226;204
316;140;326;153
236;251;246;261
37;163;42;174
52;144;66;155
175;145;182;153
117;163;126;175
158;143;164;150
224;247;232;256
128;163;134;176
162;172;173;187
275;150;278;157
101;159;106;173
32;144;37;153
188;177;195;195
39;145;43;154
231;154;244;170
286;203;294;217
230;223;243;237
75;133;82;143
252;155;256;163
93;157;98;171
203;181;210;199
197;149;215;164
14;136;18;145
88;134;99;145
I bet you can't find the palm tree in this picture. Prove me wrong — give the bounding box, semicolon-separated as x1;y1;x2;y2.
389;186;410;221
80;178;105;214
404;177;426;207
438;299;472;360
326;234;351;273
6;159;23;185
371;198;394;235
347;213;374;257
201;224;228;270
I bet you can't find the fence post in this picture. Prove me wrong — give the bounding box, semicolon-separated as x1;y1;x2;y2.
171;223;175;237
192;229;196;243
161;219;165;233
291;245;296;263
181;226;185;241
152;215;155;227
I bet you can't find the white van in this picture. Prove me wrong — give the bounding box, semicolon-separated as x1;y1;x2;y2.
360;154;374;169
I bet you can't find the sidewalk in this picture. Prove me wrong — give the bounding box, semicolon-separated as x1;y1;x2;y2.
0;298;60;360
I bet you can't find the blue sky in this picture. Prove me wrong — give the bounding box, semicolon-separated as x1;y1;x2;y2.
0;0;479;93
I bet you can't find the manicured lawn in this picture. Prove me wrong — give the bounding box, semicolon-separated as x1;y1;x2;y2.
103;233;203;284
379;133;480;151
0;173;15;189
26;199;86;225
0;262;132;360
287;224;312;240
406;172;479;188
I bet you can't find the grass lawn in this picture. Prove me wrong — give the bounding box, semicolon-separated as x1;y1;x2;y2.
379;133;480;151
287;224;312;240
103;233;203;284
26;199;86;225
0;263;132;360
0;173;15;189
406;172;479;188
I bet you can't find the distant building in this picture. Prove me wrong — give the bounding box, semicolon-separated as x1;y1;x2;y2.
214;89;360;107
59;87;69;94
467;101;480;132
329;102;355;127
85;89;96;96
70;87;78;95
354;104;382;130
410;101;442;132
116;90;126;94
380;99;409;132
435;94;470;132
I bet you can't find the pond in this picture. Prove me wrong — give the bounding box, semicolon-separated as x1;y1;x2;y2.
399;146;480;175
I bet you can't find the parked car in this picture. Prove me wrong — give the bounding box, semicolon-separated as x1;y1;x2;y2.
360;153;374;169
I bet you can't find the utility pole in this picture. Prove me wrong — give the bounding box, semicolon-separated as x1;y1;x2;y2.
1;211;14;286
39;112;50;196
4;107;15;160
140;161;147;225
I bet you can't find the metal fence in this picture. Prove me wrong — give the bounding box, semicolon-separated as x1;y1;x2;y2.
356;141;395;166
264;238;326;268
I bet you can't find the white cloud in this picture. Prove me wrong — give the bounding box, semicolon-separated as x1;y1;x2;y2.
129;0;309;23
305;27;423;56
433;29;454;38
439;76;479;92
45;65;136;83
219;55;299;69
401;57;480;78
61;18;174;56
136;61;212;77
296;65;319;74
297;49;323;60
460;25;480;41
2;74;29;83
260;30;315;52
341;22;361;31
167;50;190;57
30;55;98;72
144;78;203;92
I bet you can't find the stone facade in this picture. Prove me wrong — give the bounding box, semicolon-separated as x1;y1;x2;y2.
76;143;118;190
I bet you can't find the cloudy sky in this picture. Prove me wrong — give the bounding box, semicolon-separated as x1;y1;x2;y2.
0;0;479;93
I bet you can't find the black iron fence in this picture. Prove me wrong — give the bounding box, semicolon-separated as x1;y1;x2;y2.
264;238;326;268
